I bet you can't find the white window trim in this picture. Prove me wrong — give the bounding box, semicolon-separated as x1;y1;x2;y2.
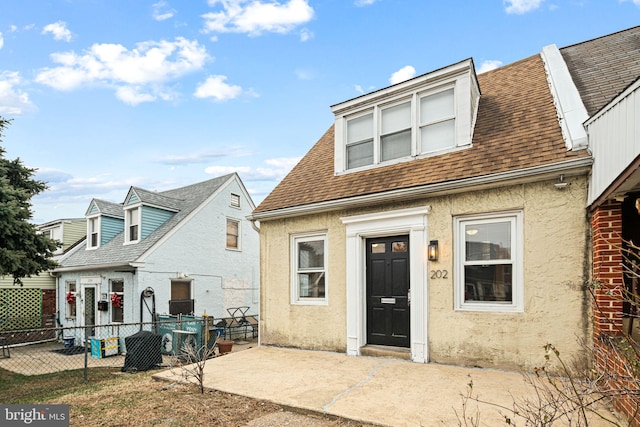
290;232;328;306
87;215;101;250
454;210;524;313
65;281;77;319
110;279;124;324
226;218;241;251
335;86;473;174
124;205;141;245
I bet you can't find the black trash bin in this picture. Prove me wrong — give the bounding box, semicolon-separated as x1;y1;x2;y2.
121;331;162;372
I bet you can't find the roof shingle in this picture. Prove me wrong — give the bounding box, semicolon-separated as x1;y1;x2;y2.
254;54;589;214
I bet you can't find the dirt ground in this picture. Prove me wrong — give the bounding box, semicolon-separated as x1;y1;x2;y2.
46;371;375;426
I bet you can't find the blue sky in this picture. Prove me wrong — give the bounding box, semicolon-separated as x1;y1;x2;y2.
0;0;638;224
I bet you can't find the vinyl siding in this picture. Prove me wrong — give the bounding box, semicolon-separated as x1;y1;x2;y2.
62;220;86;251
101;216;124;245
126;191;140;205
141;206;174;240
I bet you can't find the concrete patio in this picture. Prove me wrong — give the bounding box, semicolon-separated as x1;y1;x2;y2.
153;345;622;426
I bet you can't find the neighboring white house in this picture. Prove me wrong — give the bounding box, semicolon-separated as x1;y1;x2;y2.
54;173;259;344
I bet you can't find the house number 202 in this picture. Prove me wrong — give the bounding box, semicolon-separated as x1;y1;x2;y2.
430;269;448;279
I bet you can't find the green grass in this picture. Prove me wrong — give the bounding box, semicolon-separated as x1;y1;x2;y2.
0;367;120;403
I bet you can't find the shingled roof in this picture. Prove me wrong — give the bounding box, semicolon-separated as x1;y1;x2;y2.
253;54;590;216
560;26;640;116
57;173;235;270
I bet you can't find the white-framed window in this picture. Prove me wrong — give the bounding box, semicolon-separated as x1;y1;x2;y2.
333;60;479;174
342;86;457;171
230;193;240;208
454;211;523;312
125;206;140;244
65;281;76;319
420;88;455;152
226;218;240;250
291;232;328;305
110;279;124;323
87;216;100;249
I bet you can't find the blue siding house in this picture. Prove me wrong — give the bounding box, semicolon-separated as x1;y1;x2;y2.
54;173;259;343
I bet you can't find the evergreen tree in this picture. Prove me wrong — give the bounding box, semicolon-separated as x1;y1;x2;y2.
0;117;58;284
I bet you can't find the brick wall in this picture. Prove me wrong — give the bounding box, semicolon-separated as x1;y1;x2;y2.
592;201;624;336
592;201;640;427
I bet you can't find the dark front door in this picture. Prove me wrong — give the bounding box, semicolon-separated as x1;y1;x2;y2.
366;235;410;347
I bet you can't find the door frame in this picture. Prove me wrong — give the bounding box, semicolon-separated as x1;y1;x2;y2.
341;206;430;363
80;277;101;343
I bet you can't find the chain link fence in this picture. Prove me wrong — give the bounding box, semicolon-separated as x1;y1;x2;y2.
0;312;258;397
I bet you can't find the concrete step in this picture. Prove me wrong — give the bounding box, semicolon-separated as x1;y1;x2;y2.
360;344;411;360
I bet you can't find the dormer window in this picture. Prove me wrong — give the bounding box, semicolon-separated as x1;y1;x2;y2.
334;59;479;174
87;216;100;249
125;207;140;244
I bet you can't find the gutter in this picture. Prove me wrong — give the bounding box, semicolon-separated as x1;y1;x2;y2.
249;157;593;221
52;262;140;273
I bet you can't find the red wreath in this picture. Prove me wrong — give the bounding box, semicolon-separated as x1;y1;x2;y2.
66;292;76;305
111;292;123;308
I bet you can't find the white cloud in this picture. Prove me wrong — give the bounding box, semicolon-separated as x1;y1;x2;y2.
504;0;545;14
35;37;209;103
194;75;242;101
477;60;503;74
204;156;300;181
42;21;73;42
0;71;35;115
152;1;176;21
620;0;640;5
159;147;253;165
0;32;3;50
389;65;416;85
116;86;157;105
299;28;313;42
202;0;314;36
355;0;378;6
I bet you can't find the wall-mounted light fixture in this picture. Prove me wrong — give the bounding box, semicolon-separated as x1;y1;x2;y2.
428;240;439;261
554;174;568;190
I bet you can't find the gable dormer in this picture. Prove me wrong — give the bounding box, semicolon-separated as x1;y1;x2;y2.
332;58;480;174
123;187;178;245
85;199;124;250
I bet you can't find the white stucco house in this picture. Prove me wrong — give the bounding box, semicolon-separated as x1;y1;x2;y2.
54;173;259;343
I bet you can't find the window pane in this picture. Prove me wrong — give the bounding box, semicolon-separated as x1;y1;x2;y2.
347;113;373;144
381;102;411;135
421;119;455;152
298;240;324;269
392;241;407;252
347;140;373;168
298;272;325;298
227;219;239;249
421;88;454;123
381;129;411;161
371;243;385;253
464;265;513;302
130;225;138;241
465;221;511;261
111;280;124;293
